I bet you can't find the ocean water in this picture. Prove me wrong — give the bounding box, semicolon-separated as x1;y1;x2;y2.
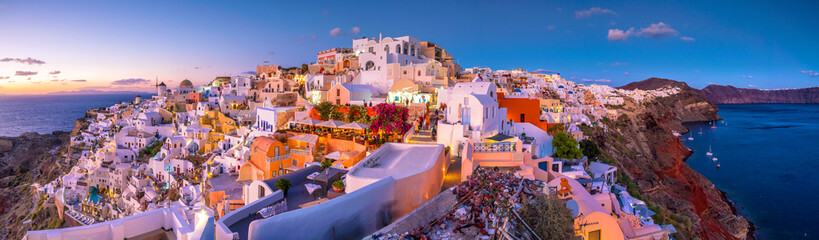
0;94;147;137
683;104;819;240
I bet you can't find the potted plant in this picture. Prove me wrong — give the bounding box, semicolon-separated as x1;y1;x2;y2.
332;180;345;192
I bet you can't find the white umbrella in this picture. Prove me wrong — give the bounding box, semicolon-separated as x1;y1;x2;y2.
324;151;342;160
294;118;323;126
316;120;345;128
339;122;370;130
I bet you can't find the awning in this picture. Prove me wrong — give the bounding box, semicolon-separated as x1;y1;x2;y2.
316;120;345;128
486;133;514;142
325;151;342;160
339;122;369;130
292;118;323;126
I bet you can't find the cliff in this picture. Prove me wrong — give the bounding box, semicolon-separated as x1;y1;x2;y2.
701;85;819;104
0;130;77;239
587;78;751;239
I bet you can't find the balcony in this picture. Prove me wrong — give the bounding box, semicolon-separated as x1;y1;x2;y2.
473;142;517;153
266;154;291;162
290;149;311;155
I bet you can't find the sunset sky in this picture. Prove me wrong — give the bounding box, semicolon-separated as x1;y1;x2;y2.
1;0;817;94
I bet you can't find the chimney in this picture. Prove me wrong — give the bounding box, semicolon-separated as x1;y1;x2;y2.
379;33;382;42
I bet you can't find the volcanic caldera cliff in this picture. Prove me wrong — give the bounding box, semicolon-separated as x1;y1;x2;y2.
583;78;752;239
701;84;819;104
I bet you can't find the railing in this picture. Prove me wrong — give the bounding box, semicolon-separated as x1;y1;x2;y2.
266;154;291;162
290;149;311;155
473;142;517;153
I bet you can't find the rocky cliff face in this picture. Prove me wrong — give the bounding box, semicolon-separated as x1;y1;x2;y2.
0;130;75;240
587;78;752;239
701;85;819;104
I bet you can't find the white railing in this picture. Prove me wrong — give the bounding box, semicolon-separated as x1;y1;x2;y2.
266;154;291;162
290;149;311;155
474;142;517;153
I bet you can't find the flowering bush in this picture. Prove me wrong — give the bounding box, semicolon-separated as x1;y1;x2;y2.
369;103;411;135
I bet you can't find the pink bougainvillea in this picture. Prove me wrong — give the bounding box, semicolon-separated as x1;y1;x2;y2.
369;103;411;135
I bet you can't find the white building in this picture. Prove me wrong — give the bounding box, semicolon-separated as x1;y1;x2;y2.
352;35;429;93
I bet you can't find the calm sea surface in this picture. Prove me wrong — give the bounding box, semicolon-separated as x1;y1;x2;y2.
683;104;819;240
0;94;147;137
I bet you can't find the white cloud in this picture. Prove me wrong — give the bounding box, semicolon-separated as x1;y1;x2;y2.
547;25;556;31
623;72;629;76
611;62;628;66
1;57;45;65
576;7;616;18
638;22;678;39
15;71;37;76
608;22;682;41
607;28;634;41
742;75;753;79
582;78;612;83
800;70;819;77
748;84;758;88
49;70;61;74
329;27;342;37
329;27;361;37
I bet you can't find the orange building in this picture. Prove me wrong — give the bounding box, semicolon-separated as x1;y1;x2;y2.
497;92;554;132
238;136;302;181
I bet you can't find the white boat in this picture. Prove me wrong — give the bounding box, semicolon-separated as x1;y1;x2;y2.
706;146;713;156
698;127;703;135
688;137;694;141
712;157;718;161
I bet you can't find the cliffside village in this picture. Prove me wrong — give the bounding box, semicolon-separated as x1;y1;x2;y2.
25;35;682;240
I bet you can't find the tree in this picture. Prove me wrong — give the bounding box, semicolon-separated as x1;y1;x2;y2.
552;132;582;159
347;105;367;122
579;139;601;161
330;109;346;121
320;159;333;170
518;193;574;239
314;101;335;120
369;103;411;136
275;178;291;195
548;123;566;135
300;64;309;74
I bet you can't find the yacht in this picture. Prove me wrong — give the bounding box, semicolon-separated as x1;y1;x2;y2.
706;145;713;156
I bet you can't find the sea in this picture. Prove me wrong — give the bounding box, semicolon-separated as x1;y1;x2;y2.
683;104;819;240
0;94;150;137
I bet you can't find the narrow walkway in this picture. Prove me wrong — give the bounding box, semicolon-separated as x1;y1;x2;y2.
440;156;462;192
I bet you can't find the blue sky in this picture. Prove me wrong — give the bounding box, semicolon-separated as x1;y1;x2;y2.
0;0;817;94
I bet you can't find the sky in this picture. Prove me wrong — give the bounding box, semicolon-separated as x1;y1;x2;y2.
0;0;817;94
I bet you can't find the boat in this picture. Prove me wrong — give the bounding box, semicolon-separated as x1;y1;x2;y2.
698;127;703;135
688;137;694;141
717;163;721;168
711;121;717;129
712;157;718;161
706;146;713;156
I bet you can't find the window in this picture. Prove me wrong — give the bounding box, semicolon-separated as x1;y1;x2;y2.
384;45;389;54
337;89;341;95
418;71;421;76
520;113;525;122
396;44;401;54
410;45;415;56
368;47;374;53
365;61;375;70
292;159;298;167
258;185;265;199
588;230;601;240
